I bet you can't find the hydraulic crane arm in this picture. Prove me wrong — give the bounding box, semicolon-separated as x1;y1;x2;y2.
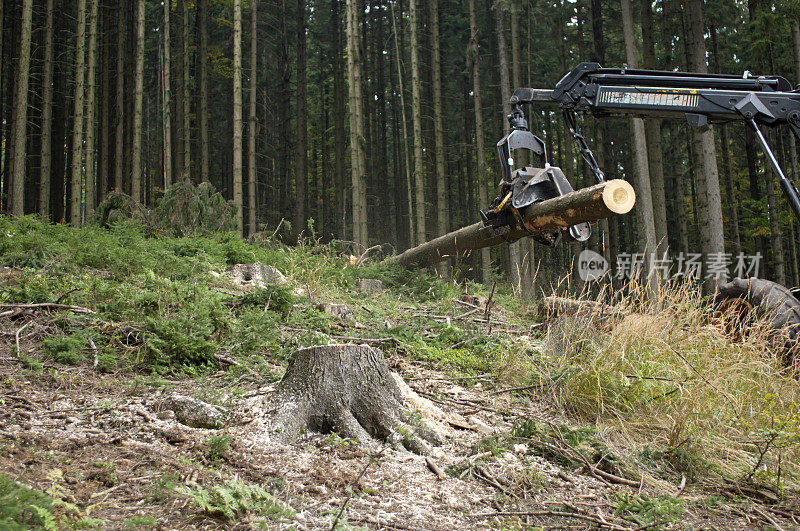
508;62;800;221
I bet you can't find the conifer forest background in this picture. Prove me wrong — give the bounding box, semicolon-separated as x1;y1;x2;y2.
2;0;800;289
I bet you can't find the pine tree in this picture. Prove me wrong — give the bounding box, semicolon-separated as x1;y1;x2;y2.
114;0;125;192
640;0;668;255
131;0;145;203
621;0;657;273
39;0;55;219
390;0;414;246
163;0;173;189
495;1;522;292
70;0;87;224
248;0;258;235
295;0;307;239
198;0;210;183
233;0;244;235
410;0;426;245
345;0;368;247
469;0;491;283
430;0;449;259
685;0;726;285
84;0;100;216
11;0;33;215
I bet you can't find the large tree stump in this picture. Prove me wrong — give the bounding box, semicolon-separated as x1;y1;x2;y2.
263;345;441;454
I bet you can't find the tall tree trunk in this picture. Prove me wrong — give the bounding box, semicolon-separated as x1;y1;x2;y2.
495;1;522;292
182;0;190;181
99;1;110;203
373;2;390;244
0;0;5;211
198;0;209;183
789;19;800;283
640;0;668;255
390;0;414;246
620;0;657;276
295;0;307;239
233;0;244;235
278;0;291;222
174;0;185;181
409;0;425;245
511;0;535;297
661;0;687;255
10;0;33;215
163;0;173;190
469;0;491;283
248;0;258;235
685;0;725;285
113;1;124;192
345;0;367;247
766;150;786;284
589;0;615;267
333;0;346;238
709;27;741;257
430;0;449;269
39;0;55;219
130;0;145;203
84;0;99;217
1;0;18;214
51;16;67;222
70;0;87;224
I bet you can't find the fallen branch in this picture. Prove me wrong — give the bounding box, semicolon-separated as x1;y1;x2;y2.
355;244;386;267
489;383;542;396
425;457;446;480
88;337;99;370
14;321;32;358
0;303;95;315
328;335;403;346
269;218;285;240
544;296;625;317
451;336;480;349
470;509;634;530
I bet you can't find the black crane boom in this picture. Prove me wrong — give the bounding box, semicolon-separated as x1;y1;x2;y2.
507;62;800;221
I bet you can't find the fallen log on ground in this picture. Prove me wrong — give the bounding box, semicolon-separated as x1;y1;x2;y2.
390;179;635;269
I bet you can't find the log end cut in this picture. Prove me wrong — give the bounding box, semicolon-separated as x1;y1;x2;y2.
601;179;636;215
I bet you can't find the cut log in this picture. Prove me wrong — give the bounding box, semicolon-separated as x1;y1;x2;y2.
261;344;441;454
391;179;635;269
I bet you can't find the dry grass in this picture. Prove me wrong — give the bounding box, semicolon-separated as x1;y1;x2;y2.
531;275;800;491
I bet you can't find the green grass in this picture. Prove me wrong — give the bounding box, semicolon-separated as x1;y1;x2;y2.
0;215;507;380
526;279;800;493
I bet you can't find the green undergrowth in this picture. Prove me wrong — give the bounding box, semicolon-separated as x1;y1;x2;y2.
0;215;513;382
507;279;800;497
0;472;104;529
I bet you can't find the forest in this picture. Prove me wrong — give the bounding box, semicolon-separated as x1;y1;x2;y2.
3;2;800;528
1;0;799;290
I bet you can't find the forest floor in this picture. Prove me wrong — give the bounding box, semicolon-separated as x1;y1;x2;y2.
1;216;799;529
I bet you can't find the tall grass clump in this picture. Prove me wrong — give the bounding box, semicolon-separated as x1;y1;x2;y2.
537;276;800;490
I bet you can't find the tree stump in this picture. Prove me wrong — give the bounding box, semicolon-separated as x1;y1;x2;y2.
263;345;441;454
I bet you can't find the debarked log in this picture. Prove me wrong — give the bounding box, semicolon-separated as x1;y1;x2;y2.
391;179;635;269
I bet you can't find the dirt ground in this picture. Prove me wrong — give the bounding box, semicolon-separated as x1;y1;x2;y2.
1;333;799;531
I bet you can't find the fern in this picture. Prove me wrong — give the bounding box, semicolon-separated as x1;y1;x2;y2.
178;476;293;522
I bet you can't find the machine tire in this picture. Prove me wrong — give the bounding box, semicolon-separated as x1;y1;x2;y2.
713;277;800;368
